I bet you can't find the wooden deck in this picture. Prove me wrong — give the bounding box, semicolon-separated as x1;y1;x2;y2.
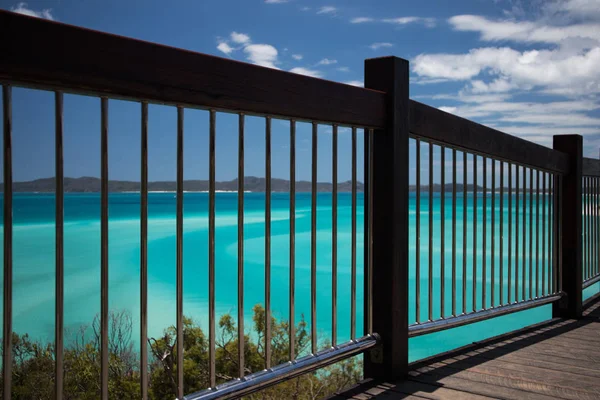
330;296;600;400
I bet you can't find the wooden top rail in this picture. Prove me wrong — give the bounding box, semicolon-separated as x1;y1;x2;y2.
583;157;600;176
409;100;570;174
0;10;570;175
0;10;386;128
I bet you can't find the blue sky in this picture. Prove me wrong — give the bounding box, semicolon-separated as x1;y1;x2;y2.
1;0;600;183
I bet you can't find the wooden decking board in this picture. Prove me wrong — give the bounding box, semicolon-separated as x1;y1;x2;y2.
410;367;557;400
438;357;600;394
466;346;600;378
408;367;561;400
334;296;600;399
383;380;496;400
415;360;600;400
499;332;600;352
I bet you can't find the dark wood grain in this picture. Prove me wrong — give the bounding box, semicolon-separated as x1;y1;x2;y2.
363;56;410;381
409;100;569;174
553;135;583;318
583;157;600;177
0;10;386;128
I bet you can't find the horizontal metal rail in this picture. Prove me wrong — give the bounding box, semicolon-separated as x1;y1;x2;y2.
409;294;563;337
583;290;600;308
583;273;600;289
184;335;379;400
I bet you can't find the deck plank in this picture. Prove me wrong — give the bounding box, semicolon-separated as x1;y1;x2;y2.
334;296;600;400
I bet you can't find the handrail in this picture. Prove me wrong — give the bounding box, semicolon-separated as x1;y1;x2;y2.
0;10;386;128
1;9;594;400
583;157;600;177
410;100;569;174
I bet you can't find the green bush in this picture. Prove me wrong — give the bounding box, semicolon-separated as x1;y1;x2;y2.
0;306;361;399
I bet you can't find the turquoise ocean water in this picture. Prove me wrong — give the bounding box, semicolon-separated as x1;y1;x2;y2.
2;192;599;362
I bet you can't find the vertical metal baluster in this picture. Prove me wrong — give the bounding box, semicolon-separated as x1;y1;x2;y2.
515;164;519;302
265;117;272;369
589;177;592;281
473;154;477;312
367;129;374;335
331;125;337;346
289;120;296;359
508;163;512;304
209;110;216;389
311;122;317;354
542;172;546;297
237;114;245;377
2;86;13;400
536;170;539;298
100;97;109;400
590;177;600;278
588;177;598;278
416;139;421;322
452;149;457;317
462;151;467;315
529;168;533;300
176;107;184;399
483;157;487;310
592;177;595;281
589;177;592;282
582;176;591;279
585;177;589;281
500;162;504;306
548;174;560;293
588;177;598;279
350;127;357;339
523;167;527;301
552;175;557;294
54;91;64;400
428;143;433;321
140;102;148;399
558;175;563;292
441;147;445;319
491;159;495;308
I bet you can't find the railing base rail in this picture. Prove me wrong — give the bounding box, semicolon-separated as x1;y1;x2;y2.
184;334;379;400
409;294;564;337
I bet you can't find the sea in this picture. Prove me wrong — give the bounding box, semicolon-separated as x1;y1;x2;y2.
2;192;599;363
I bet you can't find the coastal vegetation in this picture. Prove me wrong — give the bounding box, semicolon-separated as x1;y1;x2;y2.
0;306;361;399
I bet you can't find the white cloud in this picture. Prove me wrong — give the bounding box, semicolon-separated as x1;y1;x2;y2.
412;46;600;95
244;44;279;69
370;42;393;50
317;6;337;15
231;32;251;44
351;17;374;23
317;58;337;65
11;2;54;20
292;54;303;60
344;80;363;87
449;14;600;44
337;66;350;72
217;42;234;55
382;17;436;27
289;67;323;78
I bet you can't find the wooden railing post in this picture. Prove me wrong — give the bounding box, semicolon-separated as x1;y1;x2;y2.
364;56;410;380
553;134;583;319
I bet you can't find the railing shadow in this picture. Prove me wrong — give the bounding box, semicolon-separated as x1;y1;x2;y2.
327;295;600;399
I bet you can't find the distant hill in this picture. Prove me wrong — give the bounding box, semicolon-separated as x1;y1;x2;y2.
1;177;364;193
0;178;546;193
